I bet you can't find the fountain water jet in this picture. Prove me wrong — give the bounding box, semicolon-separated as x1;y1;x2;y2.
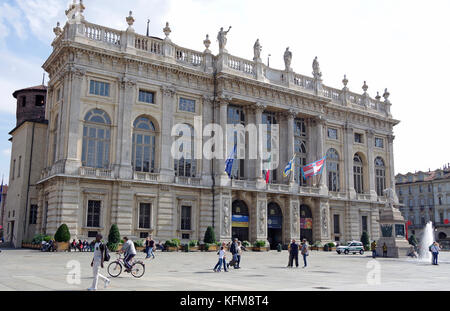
418;221;434;262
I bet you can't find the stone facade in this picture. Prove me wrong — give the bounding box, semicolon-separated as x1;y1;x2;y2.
396;165;450;246
8;2;400;247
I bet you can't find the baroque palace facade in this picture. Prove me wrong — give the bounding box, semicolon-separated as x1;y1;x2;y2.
6;2;400;247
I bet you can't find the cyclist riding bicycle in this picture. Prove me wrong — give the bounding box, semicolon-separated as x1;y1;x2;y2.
119;237;137;272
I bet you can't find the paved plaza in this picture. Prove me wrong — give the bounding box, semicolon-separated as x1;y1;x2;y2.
0;249;448;291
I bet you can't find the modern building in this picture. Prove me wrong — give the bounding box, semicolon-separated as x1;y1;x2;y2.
396;165;450;247
7;1;400;248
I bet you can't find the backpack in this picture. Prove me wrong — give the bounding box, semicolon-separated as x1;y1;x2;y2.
102;243;111;262
428;245;433;252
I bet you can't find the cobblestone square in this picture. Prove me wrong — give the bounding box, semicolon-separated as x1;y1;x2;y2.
0;249;448;291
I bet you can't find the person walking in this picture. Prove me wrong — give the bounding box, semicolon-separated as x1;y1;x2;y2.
145;237;151;259
119;237;137;272
229;238;239;269
148;236;155;259
300;239;309;268
236;241;242;269
371;240;377;258
430;241;441;265
382;243;388;257
287;239;299;268
213;246;228;272
87;234;110;291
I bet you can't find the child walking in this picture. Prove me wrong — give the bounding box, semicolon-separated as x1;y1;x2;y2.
213;246;228;272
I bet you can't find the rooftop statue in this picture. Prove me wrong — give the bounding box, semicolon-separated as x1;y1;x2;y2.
253;39;262;61
312;56;322;79
217;26;232;52
283;47;292;71
65;0;85;22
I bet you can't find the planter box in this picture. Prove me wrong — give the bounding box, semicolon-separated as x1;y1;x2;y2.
166;246;178;252
56;242;69;252
310;246;320;251
252;246;269;252
188;246;199;252
136;246;145;252
207;245;219;252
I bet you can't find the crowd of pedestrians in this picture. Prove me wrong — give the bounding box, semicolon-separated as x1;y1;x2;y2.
213;238;243;272
70;239;95;252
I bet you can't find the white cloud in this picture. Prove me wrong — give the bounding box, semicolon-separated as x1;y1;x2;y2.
2;148;11;157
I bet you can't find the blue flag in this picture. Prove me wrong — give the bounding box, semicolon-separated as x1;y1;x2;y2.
224;144;237;178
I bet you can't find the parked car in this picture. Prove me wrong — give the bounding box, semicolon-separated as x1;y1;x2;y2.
336;241;364;255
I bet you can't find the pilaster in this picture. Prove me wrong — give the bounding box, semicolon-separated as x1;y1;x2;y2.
160;85;176;182
367;130;378;200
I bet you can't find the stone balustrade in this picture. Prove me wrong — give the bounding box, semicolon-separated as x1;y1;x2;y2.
174;45;204;67
79;167;114;178
133;171;159;182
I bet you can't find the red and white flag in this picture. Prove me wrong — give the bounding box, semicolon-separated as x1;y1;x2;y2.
301;157;326;179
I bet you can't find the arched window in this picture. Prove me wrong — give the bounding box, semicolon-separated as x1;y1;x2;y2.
375;157;386;196
174;124;196;177
353;154;364;194
132;116;157;173
294;118;307;186
326;148;340;192
82;109;111;168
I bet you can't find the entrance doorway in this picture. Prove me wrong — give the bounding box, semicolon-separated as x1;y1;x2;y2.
300;204;313;243
9;221;15;245
267;202;282;249
232;200;249;242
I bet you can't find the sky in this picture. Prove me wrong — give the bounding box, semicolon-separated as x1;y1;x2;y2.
0;0;449;184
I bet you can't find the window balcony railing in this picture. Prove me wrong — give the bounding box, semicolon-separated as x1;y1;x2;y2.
133;171;159;182
175;176;201;186
298;186;321;195
231;179;257;189
330;192;347;199
79;167;114;178
267;183;291;192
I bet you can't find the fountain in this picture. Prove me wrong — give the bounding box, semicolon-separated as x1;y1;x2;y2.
418;221;434;262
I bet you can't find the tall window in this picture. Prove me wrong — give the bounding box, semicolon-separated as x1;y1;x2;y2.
52;114;58;164
375;157;386;196
82;109;111;168
29;205;38;225
326;148;340;192
353;154;364;194
179;97;195;112
294;118;307;186
139;203;151;229
18;156;21;178
174;124;196;177
132;116;157;173
333;214;340;234
227;105;246;179
362;215;368;232
181;205;192;230
87;200;101;227
89;80;110;97
262;112;277;183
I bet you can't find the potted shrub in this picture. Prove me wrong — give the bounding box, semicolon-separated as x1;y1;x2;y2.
188;240;199;251
54;224;71;252
133;239;145;252
107;224;121;252
165;239;180;252
323;242;335;252
361;231;370;251
252;240;268;252
203;226;218;251
328;242;336;251
242;240;251;251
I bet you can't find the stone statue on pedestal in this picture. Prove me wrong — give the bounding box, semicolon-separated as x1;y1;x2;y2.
253;39;262;61
217;26;232;52
312;56;322;79
283;47;292;71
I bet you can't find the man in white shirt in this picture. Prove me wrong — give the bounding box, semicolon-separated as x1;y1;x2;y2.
430;241;441;265
88;234;110;291
120;236;137;272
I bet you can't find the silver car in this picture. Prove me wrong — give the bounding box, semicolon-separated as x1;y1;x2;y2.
336;241;365;255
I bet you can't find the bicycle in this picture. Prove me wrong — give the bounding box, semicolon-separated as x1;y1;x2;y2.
107;253;145;278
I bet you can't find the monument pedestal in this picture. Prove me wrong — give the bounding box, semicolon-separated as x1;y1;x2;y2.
376;204;410;258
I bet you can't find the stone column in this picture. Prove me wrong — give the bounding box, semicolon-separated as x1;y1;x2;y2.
287;197;300;241
313;198;331;243
218;97;230;186
115;77;136;179
160;86;176;183
254;192;268;242
315;116;328;195
201;95;213;186
219;191;232;242
344;122;356;199
367;130;377;200
286;109;296;186
254;102;266;188
387;134;398;203
64;66;85;175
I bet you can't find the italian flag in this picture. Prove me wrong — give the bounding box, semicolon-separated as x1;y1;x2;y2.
264;154;271;184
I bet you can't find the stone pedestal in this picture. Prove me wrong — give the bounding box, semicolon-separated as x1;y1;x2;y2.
376;205;410;258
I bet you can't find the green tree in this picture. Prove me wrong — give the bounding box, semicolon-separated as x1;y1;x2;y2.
408;234;418;246
361;231;370;248
107;224;121;251
203;226;216;244
54;224;71;242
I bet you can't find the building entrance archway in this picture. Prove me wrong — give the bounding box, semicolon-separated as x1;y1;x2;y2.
267;202;283;249
300;204;313;243
232;200;249;242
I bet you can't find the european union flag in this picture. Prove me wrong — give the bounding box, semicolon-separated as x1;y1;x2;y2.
224;144;237;178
